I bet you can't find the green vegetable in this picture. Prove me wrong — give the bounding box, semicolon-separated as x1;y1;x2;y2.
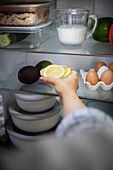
0;33;11;47
93;17;113;42
0;33;29;47
36;60;52;70
36;60;52;76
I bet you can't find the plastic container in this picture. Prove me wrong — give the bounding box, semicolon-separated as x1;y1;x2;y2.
14;83;56;112
80;69;113;91
8;101;61;133
6;118;60;151
0;2;52;26
0;20;53;49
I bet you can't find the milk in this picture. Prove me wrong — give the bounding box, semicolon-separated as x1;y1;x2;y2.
57;25;87;45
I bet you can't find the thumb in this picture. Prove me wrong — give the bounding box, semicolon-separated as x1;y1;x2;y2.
40;76;57;85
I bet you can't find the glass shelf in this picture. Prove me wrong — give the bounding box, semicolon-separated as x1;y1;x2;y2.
77;72;113;102
0;34;113;57
32;36;113;56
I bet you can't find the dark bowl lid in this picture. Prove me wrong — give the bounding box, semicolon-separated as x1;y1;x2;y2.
6;118;62;142
15;82;56;101
9;100;62;120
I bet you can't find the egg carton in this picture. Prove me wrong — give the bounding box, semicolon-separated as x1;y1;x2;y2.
80;69;113;91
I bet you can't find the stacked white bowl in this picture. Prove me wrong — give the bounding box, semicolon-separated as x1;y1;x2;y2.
6;82;62;151
0;95;5;138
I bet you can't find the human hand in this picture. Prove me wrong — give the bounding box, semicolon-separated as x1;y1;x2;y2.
40;70;78;104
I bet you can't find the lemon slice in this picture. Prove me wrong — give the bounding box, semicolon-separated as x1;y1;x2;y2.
63;67;72;78
43;65;65;78
61;65;69;69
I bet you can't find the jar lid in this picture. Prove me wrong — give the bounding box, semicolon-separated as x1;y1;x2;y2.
9;100;62;120
6;118;61;142
15;83;56;101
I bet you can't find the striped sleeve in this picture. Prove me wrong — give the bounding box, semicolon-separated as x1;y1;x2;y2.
56;107;113;138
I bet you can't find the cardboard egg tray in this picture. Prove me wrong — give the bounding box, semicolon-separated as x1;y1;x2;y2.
80;69;113;91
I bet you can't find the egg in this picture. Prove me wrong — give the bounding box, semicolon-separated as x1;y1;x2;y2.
109;63;113;72
97;66;109;79
86;70;99;86
100;70;113;85
95;61;107;72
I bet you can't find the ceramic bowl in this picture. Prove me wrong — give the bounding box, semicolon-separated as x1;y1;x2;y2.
6;118;60;152
14;83;56;112
9;101;62;133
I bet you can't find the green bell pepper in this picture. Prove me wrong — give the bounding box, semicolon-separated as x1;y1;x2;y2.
93;17;113;42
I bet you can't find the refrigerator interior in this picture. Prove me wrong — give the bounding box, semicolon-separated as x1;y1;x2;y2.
0;0;113;146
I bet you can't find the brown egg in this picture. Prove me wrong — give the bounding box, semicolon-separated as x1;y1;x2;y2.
86;70;99;86
100;70;113;85
95;61;107;72
109;63;113;72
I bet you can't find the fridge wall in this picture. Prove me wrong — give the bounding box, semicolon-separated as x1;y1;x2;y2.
57;0;113;17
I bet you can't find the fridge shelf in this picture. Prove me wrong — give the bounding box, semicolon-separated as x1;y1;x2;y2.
32;36;113;56
0;70;113;103
0;35;113;57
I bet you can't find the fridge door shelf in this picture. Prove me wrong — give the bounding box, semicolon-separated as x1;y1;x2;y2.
0;70;113;103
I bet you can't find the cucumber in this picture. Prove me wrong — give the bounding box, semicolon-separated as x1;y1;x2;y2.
0;33;11;47
0;33;29;47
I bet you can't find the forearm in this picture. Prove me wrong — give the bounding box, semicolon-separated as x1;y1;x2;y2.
62;91;86;118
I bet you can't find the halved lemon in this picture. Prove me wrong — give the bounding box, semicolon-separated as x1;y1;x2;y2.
63;67;72;78
61;65;72;78
61;65;69;69
43;65;65;78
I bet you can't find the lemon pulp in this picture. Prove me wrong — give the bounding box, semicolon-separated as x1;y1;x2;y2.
42;64;72;78
43;65;65;78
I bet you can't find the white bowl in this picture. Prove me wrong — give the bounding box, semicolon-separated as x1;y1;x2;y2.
14;83;56;112
9;101;62;133
6;119;60;152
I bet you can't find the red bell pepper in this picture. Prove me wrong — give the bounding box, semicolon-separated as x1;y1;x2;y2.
109;24;113;46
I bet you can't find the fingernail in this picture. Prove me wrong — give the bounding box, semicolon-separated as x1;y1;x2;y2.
40;77;45;81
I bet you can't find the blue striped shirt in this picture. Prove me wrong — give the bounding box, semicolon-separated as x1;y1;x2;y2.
56;107;113;138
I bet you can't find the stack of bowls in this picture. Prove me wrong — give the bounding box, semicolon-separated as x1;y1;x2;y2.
0;105;5;137
6;83;62;151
